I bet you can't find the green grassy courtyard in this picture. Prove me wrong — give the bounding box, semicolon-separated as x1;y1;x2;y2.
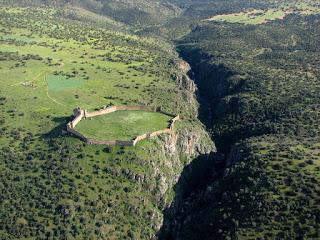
75;110;172;141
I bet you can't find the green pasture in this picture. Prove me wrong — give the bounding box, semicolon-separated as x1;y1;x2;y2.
75;110;172;141
0;6;196;239
0;8;180;237
47;75;85;91
208;9;286;25
0;16;175;137
207;3;320;25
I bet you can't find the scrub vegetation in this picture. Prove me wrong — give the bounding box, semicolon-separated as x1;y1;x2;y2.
206;3;320;25
1;0;320;240
0;5;205;240
166;5;320;240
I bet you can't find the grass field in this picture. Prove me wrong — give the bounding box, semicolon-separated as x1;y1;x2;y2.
0;7;178;135
47;74;85;91
208;9;287;25
206;3;320;25
75;110;172;140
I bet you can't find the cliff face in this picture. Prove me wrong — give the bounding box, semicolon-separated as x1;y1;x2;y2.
156;49;232;239
157;38;271;238
147;58;215;235
177;47;249;153
156;46;256;240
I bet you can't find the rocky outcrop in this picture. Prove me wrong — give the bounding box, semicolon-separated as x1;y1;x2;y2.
173;59;197;104
157;48;243;240
150;126;214;234
147;57;216;237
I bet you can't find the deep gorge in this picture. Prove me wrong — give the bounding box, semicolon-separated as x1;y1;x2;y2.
158;46;243;239
158;15;320;237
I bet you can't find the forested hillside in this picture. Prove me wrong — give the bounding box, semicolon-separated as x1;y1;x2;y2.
0;0;320;239
1;0;181;27
161;9;320;240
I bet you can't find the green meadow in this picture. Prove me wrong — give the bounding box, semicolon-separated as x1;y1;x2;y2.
75;110;172;141
1;1;320;240
47;75;85;91
0;7;177;135
207;3;320;25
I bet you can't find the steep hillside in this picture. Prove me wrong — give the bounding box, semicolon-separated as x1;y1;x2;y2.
99;0;181;26
1;0;182;27
138;0;320;38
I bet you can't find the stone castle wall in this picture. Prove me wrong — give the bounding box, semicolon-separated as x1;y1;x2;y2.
67;123;87;141
84;106;117;118
66;105;179;146
70;110;84;128
132;133;149;146
84;105;156;118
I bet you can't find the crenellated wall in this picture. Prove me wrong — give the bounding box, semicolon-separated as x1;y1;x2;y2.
66;105;179;146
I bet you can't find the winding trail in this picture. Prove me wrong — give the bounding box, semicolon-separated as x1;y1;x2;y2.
43;74;66;106
44;61;66;106
43;73;66;106
10;69;47;87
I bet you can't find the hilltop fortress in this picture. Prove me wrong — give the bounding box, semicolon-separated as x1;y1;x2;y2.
66;105;179;146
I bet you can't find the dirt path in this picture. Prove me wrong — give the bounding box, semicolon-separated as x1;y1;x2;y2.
10;69;47;87
45;61;66;106
42;72;66;106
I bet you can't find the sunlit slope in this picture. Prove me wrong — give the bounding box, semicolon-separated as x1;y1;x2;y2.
0;7;178;129
2;0;182;26
0;6;211;239
206;2;320;25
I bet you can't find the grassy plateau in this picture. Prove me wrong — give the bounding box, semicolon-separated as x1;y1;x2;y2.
75;110;172;141
206;2;320;25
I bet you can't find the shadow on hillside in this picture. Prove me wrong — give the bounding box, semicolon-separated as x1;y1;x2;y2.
42;116;70;139
177;47;247;154
157;152;225;240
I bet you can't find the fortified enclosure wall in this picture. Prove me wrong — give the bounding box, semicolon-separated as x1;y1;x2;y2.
66;105;179;146
84;105;157;118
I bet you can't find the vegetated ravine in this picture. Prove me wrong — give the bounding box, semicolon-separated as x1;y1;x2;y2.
158;46;244;239
159;13;320;239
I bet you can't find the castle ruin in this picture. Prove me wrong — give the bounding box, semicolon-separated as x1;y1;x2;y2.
66;105;179;147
